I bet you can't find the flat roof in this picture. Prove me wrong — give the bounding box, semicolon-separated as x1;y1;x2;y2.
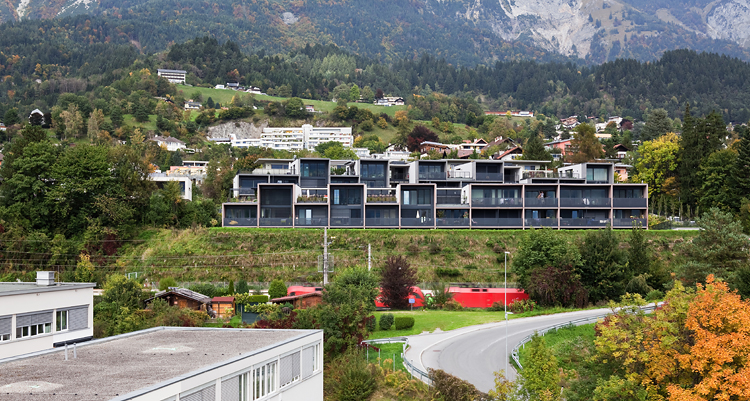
0;327;319;401
0;282;95;297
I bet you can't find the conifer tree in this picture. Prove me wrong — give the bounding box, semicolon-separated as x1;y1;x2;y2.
734;137;750;197
679;103;700;206
523;134;552;161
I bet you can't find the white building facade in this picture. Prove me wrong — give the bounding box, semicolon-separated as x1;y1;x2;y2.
0;272;94;360
157;69;187;84
231;124;353;151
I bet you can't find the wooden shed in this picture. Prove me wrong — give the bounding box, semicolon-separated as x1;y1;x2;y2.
211;296;235;319
145;287;216;317
270;292;323;309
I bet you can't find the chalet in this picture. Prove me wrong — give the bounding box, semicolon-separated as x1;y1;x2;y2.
460;138;488;151
211;296;235;319
305;105;316;113
496;146;523;161
246;86;262;94
271;292;323;309
613;144;630;159
374;97;404;106
226;82;240;90
184;100;202;110
560;116;579;129
145;287;216;317
419;141;451;154
485;136;517;149
151;135;186;151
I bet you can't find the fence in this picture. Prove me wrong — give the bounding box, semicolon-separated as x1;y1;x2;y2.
362;337;432;385
510;304;657;370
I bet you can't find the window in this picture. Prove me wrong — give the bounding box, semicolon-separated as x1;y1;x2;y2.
16;311;52;339
0;316;10;342
332;188;361;205
302;344;320;379
279;351;301;388
302;161;327;178
613;188;643;198
587;167;608;182
56;310;68;332
402;189;432;205
253;361;277;399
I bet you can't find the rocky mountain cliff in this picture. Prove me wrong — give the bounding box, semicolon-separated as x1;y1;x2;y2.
2;0;750;64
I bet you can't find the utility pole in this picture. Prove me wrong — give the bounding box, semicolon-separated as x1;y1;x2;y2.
504;251;510;374
323;227;329;285
368;243;371;271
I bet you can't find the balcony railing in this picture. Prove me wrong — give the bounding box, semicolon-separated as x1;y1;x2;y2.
223;218;257;227
253;168;293;175
560;198;611;207
295;217;328;226
447;171;472;179
259;218;293;226
613;198;648;208
472;218;523;227
296;195;328;203
365;217;400;227
367;189;398;203
612;218;647;227
390;174;409;182
473;172;501;181
419;172;446;180
472;198;523;207
437;189;464;205
560;218;610;227
330;217;364;227
524;198;558;207
437;218;470;227
401;217;435;227
230;188;258;202
525;218;558;227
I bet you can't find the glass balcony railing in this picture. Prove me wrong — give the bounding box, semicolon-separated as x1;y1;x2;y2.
559;198;611;207
365;218;400;227
419;172;446;180
366;189;398;203
475;173;503;181
524;218;558;227
560;218;610;227
447;171;472;179
259;218;293;226
330;217;364;227
524;198;558;207
223;218;257;227
612;218;647;227
437;218;470;227
401;218;435;227
472;218;523;227
472;198;523;207
230;188;257;202
613;198;648;208
295;217;328;226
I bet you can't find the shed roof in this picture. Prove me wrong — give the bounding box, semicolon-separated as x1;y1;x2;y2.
146;287;211;304
271;292;322;303
212;296;235;303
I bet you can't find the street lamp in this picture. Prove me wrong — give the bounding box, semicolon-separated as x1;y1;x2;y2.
504;251;510;373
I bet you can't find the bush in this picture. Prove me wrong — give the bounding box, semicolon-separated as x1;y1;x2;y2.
428;243;442;255
325;350;377;401
365;315;376;332
429;369;484;401
509;299;536;313
235;293;269;305
645;289;664;302
268;279;288;299
435;267;462;277
443;299;463;311
394;316;415;330
379;313;394;330
487;301;504;311
158;277;177;291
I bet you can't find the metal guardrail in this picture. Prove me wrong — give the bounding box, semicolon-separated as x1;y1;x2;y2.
510;305;657;370
362;337;432;385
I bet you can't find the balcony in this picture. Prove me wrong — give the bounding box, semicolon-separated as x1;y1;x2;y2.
365;217;400;227
612;218;647;227
525;218;558;227
259;218;293;227
613;198;648;208
560;218;610;227
522;170;559;180
475;172;503;181
390;174;409;183
295;217;328;226
524;198;558;208
447;171;472;179
296;195;328;204
367;189;398;204
223;218;257;227
330;217;364;227
230;188;257;202
472;218;523;227
559;198;611;207
472;198;523;207
419;172;446;180
253;168;293;175
437;189;463;205
401;218;435;227
437;218;470;227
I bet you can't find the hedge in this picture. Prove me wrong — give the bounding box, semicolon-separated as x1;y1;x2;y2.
379;313;394;330
394;316;415;330
235;294;269;305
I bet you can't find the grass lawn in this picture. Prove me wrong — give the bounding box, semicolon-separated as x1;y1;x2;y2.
365;342;407;373
517;323;596;370
122;113;157;131
368;307;598;340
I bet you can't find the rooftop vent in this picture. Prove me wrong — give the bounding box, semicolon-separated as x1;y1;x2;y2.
36;271;56;286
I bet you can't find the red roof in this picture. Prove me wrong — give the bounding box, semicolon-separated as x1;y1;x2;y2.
271;292;322;303
212;296;235;303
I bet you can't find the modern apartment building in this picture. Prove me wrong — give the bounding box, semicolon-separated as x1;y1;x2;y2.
0;272;94;360
231;124;353;151
222;158;648;229
156;69;187;84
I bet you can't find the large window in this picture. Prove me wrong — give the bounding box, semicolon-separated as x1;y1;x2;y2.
402;189;432;205
366;208;397;219
361;163;385;179
587;167;608;182
254;361;277;399
16;312;52;339
561;188;608;198
261;188;292;205
226;207;256;219
613;188;643;198
301;161;327;177
472;188;519;199
56;310;68;332
0;316;10;341
332;188;361;205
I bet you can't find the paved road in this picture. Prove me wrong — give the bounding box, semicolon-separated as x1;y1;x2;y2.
403;307;619;392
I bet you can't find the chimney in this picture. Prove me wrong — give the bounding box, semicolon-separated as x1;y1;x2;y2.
36;271;56;286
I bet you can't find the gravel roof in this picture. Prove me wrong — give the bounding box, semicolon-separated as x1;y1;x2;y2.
0;327;312;401
0;282;94;297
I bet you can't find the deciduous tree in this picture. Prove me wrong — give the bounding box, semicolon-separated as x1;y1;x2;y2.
380;256;418;309
568;123;603;163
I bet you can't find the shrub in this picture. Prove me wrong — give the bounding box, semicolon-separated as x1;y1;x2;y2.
428;243;441;255
443;299;463;311
463;264;478;270
509;299;536;314
435;267;462;277
268;279;288;299
487;301;504;311
325;350;377;401
645;289;664;302
394;316;415;330
379;313;394;330
158;277;177;291
365;315;376;332
626;274;654;296
429;369;484;401
234;293;269;306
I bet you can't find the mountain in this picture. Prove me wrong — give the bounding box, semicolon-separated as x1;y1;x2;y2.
2;0;750;64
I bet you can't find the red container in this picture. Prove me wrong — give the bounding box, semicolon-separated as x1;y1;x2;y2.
375;286;425;308
287;285;322;296
448;287;529;308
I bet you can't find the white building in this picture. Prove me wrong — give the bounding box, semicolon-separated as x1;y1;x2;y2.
184;101;202;110
0;272;94;360
232;124;353;151
151;135;187;152
149;173;194;200
0;326;324;401
157;69;187;84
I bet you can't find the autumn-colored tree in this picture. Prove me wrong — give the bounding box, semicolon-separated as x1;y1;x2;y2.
380;255;418;309
632;132;680;198
406;125;439;152
568;123;603;163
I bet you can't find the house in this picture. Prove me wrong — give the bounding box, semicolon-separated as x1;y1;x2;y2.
615;163;631;182
0;122;5;131
545;139;573;157
215;84;225;90
353;147;371;158
246;86;262;94
232;124;353;151
0;326;324;401
226;82;240;90
496;146;523;161
305;105;316;113
460;138;488;151
613;144;630;159
157;69;187;84
0;271;94;360
211;296;235;319
184;100;202;110
271;292;323;309
560;116;579;129
151;135;186;151
374;97;405;106
484;111;534;118
419;141;451;155
145;287;215;317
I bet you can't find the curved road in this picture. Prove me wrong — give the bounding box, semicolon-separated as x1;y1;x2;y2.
403;307;620;392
